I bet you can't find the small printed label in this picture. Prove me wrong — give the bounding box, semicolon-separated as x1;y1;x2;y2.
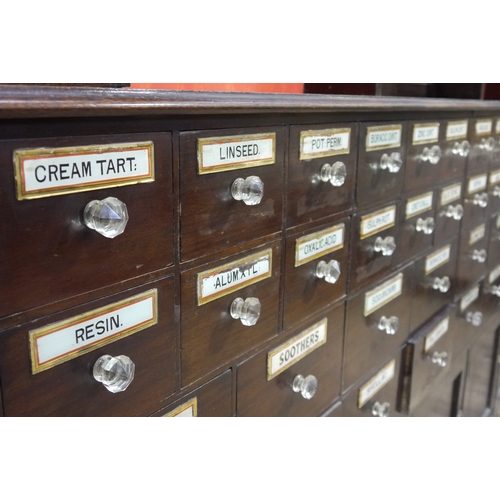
267;318;328;380
490;169;500;186
197;249;272;305
460;285;480;312
425;245;451;275
14;142;154;200
469;224;486;246
364;273;403;317
412;123;439;145
295;224;344;266
424;317;449;353
406;192;433;219
468;174;488;194
197;133;275;174
366;125;402;151
440;183;462;206
496;119;500;135
497;214;500;229
358;360;396;408
476;120;493;136
446;120;468;140
300;128;351;160
489;263;500;284
360;205;396;239
29;290;158;374
163;398;198;417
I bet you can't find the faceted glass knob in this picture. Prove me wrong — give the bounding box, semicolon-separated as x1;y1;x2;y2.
378;315;399;335
472;192;488;208
485;284;500;297
320;161;347;186
416;217;435;234
373;236;396;256
83;197;129;238
292;374;318;400
493;186;500;198
466;311;482;327
315;259;341;284
379;152;402;173
230;297;261;326
471;249;487;263
452;140;470;157
371;401;391;417
430;351;449;367
421;145;442;164
480;137;496;151
443;204;464;220
431;276;451;293
231;176;264;205
93;354;135;393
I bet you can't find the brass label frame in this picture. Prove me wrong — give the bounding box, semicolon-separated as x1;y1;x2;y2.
412;122;440;145
163;398;198;417
358;359;396;408
294;223;345;267
299;128;351;160
460;285;479;312
365;124;402;152
424;317;449;354
446;120;468;141
490;169;500;186
405;192;433;219
440;182;462;206
468;174;487;195
364;273;403;317
360;205;396;239
469;224;486;246
425;245;451;275
475;119;493;136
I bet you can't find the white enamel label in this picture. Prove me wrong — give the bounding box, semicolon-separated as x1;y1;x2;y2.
406;192;433;219
461;285;480;312
364;273;403;316
490;169;500;186
425;245;451;274
496;120;500;134
476;120;493;135
360;205;396;238
469;224;486;246
440;183;462;206
358;360;396;408
267;318;328;380
366;125;402;151
424;317;449;353
300;128;351;159
468;174;488;194
164;398;197;417
412;123;439;145
295;224;344;266
446;121;468;140
489;263;500;284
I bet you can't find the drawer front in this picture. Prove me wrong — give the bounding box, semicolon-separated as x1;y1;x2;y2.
435;181;464;247
151;370;232;417
179;127;284;262
356;122;407;209
344;264;414;392
181;241;281;387
438;119;470;182
462;171;489;231
283;217;349;330
237;305;344;417
287;123;357;227
468;118;495;173
0;276;176;416
0;132;173;319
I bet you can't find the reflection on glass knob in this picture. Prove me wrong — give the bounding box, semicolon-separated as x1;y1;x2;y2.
379;152;403;173
471;192;488;207
93;354;135;393
452;140;470;157
421;145;442;164
315;259;341;284
430;351;449;367
83;197;129;238
416;217;435;234
320;161;347;186
230;297;261;326
378;315;399;335
484;284;500;297
231;176;264;205
292;374;318;400
466;311;483;326
443;204;464;220
374;236;396;256
372;401;391;417
471;249;487;263
431;276;451;293
493;186;500;198
479;137;496;151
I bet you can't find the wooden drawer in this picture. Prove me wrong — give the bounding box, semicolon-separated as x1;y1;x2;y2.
181;241;281;387
0;132;173;319
179;127;284;262
487;212;500;272
0;276;176;416
437;119;470;182
287;123;357;227
463;172;489;231
343;264;414;392
487;168;500;216
236;304;344;417
435;180;464;247
283;217;349;330
468;118;495;173
492;118;500;169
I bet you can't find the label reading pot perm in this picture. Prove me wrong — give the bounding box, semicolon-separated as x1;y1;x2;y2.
360;205;396;239
446;121;468;140
424;317;449;353
358;360;396;408
406;192;433;219
163;398;198;417
364;273;403;316
425;245;451;274
300;128;350;159
295;224;344;266
412;123;439;145
440;183;462;206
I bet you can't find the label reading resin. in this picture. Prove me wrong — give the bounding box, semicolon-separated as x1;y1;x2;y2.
490;169;500;186
267;318;327;380
300;128;351;160
29;289;158;374
366;125;402;151
446;121;468;140
489;263;500;284
197;249;272;305
469;224;486;246
412;123;439;145
461;285;479;312
358;360;396;408
364;273;403;316
424;317;449;353
14;142;154;200
197;133;275;174
468;174;488;194
440;183;462;206
295;224;344;266
425;245;451;275
406;192;433;219
360;205;396;239
476;120;493;135
163;398;198;417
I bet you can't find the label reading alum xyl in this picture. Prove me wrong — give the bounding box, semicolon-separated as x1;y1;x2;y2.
364;273;403;316
358;360;396;408
366;125;402;151
300;128;351;160
295;223;344;266
360;205;396;239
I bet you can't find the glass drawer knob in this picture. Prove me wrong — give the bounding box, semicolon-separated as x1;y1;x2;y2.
292;374;318;400
315;259;341;284
452;140;470;157
484;284;500;297
320;161;347;186
374;236;396;256
443;204;464;220
471;249;487;263
230;297;261;326
430;351;449;367
378;315;399;335
466;311;483;326
93;354;135;393
431;276;451;293
492;186;500;197
83;197;129;238
479;137;496;151
379;152;402;173
421;144;442;164
472;193;488;207
231;176;264;205
371;401;391;417
416;217;435;234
